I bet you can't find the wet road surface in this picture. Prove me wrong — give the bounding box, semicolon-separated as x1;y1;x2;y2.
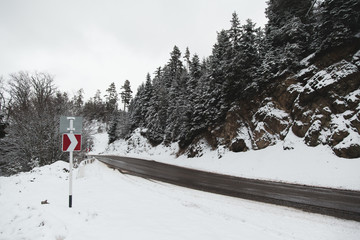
94;155;360;221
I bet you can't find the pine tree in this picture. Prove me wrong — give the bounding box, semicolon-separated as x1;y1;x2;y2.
105;82;118;114
147;67;168;144
83;89;106;121
210;30;232;83
207;29;232;122
262;0;313;76
161;46;187;143
184;47;191;72
144;74;153;104
229;12;242;50
316;0;360;51
236;19;261;93
167;46;183;84
107;111;118;144
143;73;153;124
120;80;133;111
71;88;84;115
93;89;106;121
189;54;201;80
108;80;132;143
115;110;131;139
129;84;145;129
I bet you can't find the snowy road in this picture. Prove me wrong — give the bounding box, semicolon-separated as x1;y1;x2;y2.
95;155;360;222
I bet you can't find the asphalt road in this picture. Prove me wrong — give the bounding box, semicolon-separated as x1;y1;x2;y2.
94;155;360;222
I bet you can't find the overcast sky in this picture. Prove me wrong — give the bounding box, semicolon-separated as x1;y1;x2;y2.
0;0;268;100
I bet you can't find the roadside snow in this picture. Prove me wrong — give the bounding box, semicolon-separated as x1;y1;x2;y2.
99;130;360;191
1;160;359;240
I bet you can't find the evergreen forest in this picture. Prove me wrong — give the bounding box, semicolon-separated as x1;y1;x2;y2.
127;0;360;149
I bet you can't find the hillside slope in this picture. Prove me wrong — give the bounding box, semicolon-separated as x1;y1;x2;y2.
185;39;360;158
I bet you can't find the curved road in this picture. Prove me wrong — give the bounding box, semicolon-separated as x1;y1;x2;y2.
94;155;360;222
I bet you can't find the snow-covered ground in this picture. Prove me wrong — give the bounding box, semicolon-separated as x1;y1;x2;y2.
1;128;359;239
1;160;359;240
95;129;360;191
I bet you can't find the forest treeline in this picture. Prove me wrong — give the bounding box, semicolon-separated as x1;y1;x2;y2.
0;0;359;174
128;0;360;148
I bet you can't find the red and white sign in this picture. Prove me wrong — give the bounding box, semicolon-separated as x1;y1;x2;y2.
62;133;81;152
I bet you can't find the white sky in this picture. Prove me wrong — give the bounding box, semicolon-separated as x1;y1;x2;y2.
0;0;268;100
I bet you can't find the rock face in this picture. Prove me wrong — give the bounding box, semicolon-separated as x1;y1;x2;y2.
251;100;291;149
186;41;360;158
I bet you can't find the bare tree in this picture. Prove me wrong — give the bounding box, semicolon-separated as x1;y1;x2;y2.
0;72;63;174
8;71;32;111
0;76;7;139
0;76;4;111
0;71;97;175
31;72;56;112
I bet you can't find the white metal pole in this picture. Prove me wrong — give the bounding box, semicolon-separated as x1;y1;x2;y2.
67;117;75;208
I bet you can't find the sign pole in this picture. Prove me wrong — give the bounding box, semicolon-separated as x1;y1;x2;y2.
69;150;73;208
60;116;82;208
67;117;75;208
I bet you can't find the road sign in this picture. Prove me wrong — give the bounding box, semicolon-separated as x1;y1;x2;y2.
60;116;83;208
62;133;81;152
60;116;82;134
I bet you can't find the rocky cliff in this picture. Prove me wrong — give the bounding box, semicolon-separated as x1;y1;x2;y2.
186;40;360;159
